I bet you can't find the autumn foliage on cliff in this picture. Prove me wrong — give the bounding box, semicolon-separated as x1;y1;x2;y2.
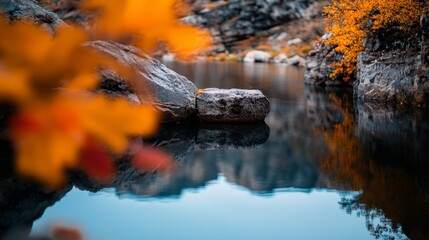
0;0;211;188
324;0;426;81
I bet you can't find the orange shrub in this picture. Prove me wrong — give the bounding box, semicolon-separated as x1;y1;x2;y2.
324;0;425;81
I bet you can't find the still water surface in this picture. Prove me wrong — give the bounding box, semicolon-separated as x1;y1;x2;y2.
31;62;429;240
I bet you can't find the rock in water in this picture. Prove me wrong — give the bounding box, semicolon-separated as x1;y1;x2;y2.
87;41;199;122
196;88;270;123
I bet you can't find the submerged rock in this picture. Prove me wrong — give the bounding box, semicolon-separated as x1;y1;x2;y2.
87;41;199;122
196;88;270;123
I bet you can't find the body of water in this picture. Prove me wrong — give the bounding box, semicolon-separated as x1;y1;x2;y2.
2;62;428;240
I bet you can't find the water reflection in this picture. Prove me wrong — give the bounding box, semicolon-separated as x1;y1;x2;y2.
311;89;429;240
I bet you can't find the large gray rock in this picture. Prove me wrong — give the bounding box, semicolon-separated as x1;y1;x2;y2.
0;0;64;31
87;41;199;122
196;88;270;123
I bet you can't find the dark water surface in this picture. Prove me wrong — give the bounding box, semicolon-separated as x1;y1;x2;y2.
25;62;429;239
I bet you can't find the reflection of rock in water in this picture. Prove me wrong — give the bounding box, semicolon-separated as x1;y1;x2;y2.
312;93;429;240
0;178;71;239
72;122;271;197
356;102;429;165
305;86;347;129
196;123;270;150
353;102;429;240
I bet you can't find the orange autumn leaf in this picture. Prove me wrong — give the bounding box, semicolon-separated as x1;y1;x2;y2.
10;94;159;187
81;96;160;153
0;69;33;103
83;0;212;58
0;17;122;96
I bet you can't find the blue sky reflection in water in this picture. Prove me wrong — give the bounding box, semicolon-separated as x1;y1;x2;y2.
33;180;373;240
30;62;429;240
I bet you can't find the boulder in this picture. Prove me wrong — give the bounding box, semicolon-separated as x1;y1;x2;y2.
243;50;272;63
0;0;64;31
87;41;199;122
196;88;270;123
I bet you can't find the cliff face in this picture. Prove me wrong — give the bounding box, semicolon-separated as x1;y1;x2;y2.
354;14;429;106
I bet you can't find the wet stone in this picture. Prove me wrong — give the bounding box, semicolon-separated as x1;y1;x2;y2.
196;88;270;123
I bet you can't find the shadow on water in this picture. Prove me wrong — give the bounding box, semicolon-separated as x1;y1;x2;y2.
0;62;429;239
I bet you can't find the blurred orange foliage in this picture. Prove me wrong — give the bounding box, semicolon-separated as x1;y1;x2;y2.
0;0;208;187
83;0;212;58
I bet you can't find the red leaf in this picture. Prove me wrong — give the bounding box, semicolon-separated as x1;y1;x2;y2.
10;113;42;134
132;146;173;172
80;139;115;183
51;225;83;240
